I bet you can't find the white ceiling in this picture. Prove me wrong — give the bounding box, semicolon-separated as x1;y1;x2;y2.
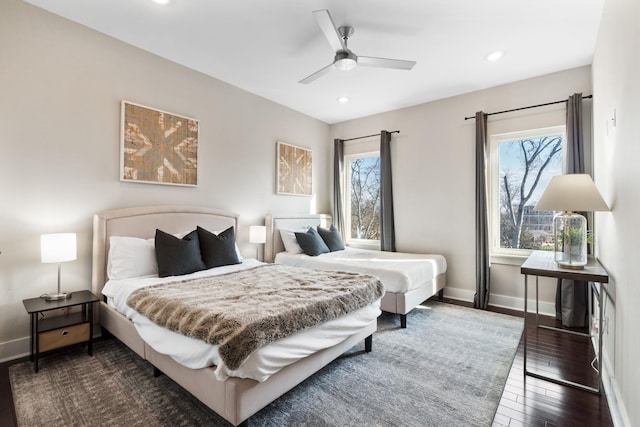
24;0;604;124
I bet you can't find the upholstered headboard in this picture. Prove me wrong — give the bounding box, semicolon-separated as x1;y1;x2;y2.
264;214;332;263
92;205;239;296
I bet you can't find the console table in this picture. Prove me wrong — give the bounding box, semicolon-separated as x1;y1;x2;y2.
521;250;609;394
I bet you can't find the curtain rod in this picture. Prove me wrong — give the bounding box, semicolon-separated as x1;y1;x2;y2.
464;94;592;120
342;130;400;142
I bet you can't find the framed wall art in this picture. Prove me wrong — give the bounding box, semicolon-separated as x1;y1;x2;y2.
276;141;312;196
120;101;199;186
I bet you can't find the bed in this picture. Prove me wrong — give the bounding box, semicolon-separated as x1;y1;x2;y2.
265;214;447;328
91;205;381;426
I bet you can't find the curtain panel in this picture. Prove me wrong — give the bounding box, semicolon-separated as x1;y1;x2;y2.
474;112;491;310
333;139;345;240
557;93;589;327
380;130;396;252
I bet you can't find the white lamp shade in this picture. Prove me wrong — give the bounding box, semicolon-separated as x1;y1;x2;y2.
249;226;266;244
534;174;609;212
41;233;77;263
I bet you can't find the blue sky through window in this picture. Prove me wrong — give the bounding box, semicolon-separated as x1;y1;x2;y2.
498;135;563;205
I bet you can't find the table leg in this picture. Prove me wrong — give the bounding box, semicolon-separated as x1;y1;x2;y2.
88;302;94;356
29;313;34;362
535;275;539;325
34;313;39;373
597;282;603;392
524;274;528;376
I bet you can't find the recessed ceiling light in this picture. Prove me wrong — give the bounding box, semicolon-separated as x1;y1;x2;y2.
337;96;349;104
152;0;171;4
485;50;505;62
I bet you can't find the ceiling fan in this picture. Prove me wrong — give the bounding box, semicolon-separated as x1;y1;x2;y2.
299;9;416;84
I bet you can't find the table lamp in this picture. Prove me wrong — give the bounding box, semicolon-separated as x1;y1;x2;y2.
534;174;609;269
249;225;266;261
40;233;76;300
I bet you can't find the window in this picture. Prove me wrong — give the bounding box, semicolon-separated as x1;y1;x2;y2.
344;152;381;245
489;126;565;257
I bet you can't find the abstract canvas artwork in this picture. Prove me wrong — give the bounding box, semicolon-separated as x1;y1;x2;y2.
121;101;199;186
277;141;312;196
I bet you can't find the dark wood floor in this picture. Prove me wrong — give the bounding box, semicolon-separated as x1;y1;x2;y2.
0;301;614;427
493;310;614;427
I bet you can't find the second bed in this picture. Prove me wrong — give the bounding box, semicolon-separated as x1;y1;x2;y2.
265;214;447;328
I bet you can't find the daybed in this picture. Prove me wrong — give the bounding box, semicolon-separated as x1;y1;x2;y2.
265;214;447;328
91;205;381;426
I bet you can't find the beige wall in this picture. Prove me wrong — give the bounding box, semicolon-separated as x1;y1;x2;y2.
0;0;330;360
331;66;592;312
592;0;639;424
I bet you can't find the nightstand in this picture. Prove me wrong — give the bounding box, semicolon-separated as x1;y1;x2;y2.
22;290;99;372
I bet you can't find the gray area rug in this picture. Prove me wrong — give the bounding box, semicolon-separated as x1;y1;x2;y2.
10;301;523;426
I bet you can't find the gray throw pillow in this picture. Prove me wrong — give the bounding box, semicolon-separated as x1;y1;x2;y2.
317;224;345;252
295;227;330;256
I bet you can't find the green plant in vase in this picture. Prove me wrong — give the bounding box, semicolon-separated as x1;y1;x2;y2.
554;212;592;268
559;226;583;256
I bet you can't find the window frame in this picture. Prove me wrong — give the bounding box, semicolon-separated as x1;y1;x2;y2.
344;150;381;249
488;125;566;261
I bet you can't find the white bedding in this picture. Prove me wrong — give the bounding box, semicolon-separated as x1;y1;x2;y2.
275;247;447;293
102;258;381;382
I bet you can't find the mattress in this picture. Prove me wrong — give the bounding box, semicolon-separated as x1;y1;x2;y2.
274;247;447;293
103;259;381;382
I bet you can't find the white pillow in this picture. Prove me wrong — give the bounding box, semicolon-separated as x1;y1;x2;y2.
107;236;158;279
279;227;308;254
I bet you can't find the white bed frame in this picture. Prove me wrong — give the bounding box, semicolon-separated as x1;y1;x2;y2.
91;206;376;426
264;213;446;328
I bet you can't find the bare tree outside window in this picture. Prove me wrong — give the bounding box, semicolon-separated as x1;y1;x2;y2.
498;134;563;251
349;156;381;240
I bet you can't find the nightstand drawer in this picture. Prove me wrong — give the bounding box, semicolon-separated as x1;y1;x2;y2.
39;323;90;353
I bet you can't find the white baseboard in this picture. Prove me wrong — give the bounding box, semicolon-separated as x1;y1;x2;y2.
0;336;30;363
443;287;555;317
491;293;556;317
441;286;475;303
601;352;631;427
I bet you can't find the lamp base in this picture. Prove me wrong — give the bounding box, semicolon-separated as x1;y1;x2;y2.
556;262;584;270
42;291;72;301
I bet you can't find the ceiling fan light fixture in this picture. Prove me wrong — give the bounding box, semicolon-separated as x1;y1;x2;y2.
335;57;357;71
334;50;357;71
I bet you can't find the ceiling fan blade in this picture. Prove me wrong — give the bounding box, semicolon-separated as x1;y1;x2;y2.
312;9;346;52
358;56;416;70
298;62;334;84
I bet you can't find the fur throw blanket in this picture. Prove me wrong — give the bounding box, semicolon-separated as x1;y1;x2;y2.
126;264;383;370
